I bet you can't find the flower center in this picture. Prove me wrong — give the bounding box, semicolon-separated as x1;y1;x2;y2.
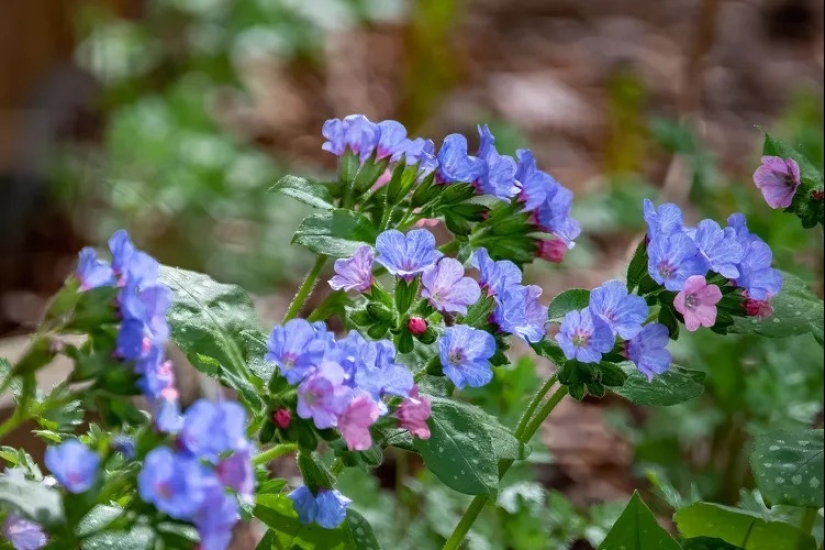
572;330;590;348
685;293;698;310
448;350;465;366
657;262;674;279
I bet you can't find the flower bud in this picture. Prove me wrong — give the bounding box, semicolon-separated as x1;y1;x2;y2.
743;298;773;320
408;317;428;335
536;239;567;263
273;408;292;429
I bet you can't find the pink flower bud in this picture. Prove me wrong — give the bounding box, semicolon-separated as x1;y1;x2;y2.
273;408;292;429
536;239;567;263
743;298;773;320
408;317;428;335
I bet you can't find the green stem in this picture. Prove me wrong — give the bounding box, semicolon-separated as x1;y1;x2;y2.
442;384;568;550
253;443;298;466
513;374;557;439
798;508;818;550
0;409;27;442
282;256;328;323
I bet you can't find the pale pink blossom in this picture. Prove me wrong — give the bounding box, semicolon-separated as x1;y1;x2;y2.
337;393;379;451
536;239;567;263
674;275;722;331
396;386;431;440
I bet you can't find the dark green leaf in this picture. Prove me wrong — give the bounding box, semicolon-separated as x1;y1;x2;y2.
675;502;816;550
270;175;335;210
292;209;376;258
611;362;705;406
461;296;496;329
597;491;682;550
750;428;823;509
78;506;156;550
0;471;64;528
548;289;590;323
682;538;744;550
530;340;567;365
626;239;649;292
658;305;680;340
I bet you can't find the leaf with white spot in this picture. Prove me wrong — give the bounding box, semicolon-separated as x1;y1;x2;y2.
750;428;824;509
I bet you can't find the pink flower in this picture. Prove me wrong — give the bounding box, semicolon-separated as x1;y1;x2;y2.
337;394;379;451
396;386;431;440
743;297;773;319
536;239;567;263
753;156;801;209
414;218;440;228
408;317;428;335
674;275;722;332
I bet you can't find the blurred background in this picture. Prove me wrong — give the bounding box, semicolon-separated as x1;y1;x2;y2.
1;0;823;548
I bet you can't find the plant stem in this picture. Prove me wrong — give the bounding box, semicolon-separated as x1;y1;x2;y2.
442;383;568;550
799;507;818;550
330;458;344;476
252;443;298;466
513;374;557;439
282;256;328;323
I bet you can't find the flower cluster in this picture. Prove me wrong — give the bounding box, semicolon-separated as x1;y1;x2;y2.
76;230;181;431
644;200;782;322
138;400;254;549
322;115;436;170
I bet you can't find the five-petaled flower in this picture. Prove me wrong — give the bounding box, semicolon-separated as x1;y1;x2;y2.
421;258;481;315
375;229;443;281
555;308;615;364
439;325;497;389
44;439;100;494
674;275;723;332
753;156;801;209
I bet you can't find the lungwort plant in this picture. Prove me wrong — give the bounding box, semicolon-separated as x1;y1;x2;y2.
0;116;822;549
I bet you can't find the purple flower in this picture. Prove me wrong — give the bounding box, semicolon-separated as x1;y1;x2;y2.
44;439;99;494
691;219;744;279
375;229;443;280
589;280;648;340
180;400;250;462
393;137;436;167
195;483;239;550
135;347;176;400
337;393;380;451
647;232;709;291
138;447;206;520
217;448;254;503
753;156;801;209
266;319;327;384
348;336;414;403
439;325;497;389
421;258;481;315
116;318;146;360
726;214;782;301
396;385;432;440
476;125;518;199
376;120;408;160
536;238;568;263
2;514;46;550
533;188;581;247
555;308;614;364
297;363;353;429
109;230;159;287
329;246;374;293
321;115;380;162
514;149;561;212
626;323;672;381
435;134;486;184
112;435;136;460
674;275;722;332
108;229;135;277
76;248;114;291
643;200;684;241
289;486;352;529
493;284;548;343
470;248;522;296
120;282;171;343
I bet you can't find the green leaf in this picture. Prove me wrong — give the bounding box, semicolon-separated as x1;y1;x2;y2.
682;538;744;550
611;362;705;406
547;289;590;323
292;209;376;258
597;491;682;550
626;238;649;292
0;471;64;528
750;428;824;509
530;340;566;365
78;506;156;550
270;175;335;210
414;397;525;496
729;271;824;345
675;502;816;550
159;266;265;411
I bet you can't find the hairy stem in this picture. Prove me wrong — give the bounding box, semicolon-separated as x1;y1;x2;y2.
252;443;298;466
282;256;328;323
513;374;558;439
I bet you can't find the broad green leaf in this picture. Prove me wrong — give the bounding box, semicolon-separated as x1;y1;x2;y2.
729;271;824;345
626;238;649;292
159;266;265;411
79;506;158;550
682;538;744;550
292;209;376;258
750;428;824;509
270;175;335;210
414;397;526;496
547;289;590;323
675;502;816;550
597;491;681;550
0;471;64;528
611;362;705;406
530;340;566;365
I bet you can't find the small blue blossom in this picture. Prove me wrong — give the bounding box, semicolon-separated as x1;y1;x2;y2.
2;514;46;550
589;280;648;340
375;229;443;280
297;363;353;429
217;447;255;504
329;246;374;293
347;336;414;404
626;323;672;381
439;325;497;389
109;230;159;286
376;120;408;160
135;347;175;401
514;149;561;212
44;439;100;493
138;447;205;520
476;125;518;199
266;319;327;384
321;115;380;162
289;486;352;529
533;188;581;247
435;134;486;184
289;485;318;525
116;317;146;360
647;232;709;291
470;248;522;296
111;435;136;460
555;308;614;364
393;137;435;167
120;282;171;344
726;214;782;301
421;258;481;315
180;400;250;463
154;396;183;434
492;284;548;343
643;200;684;241
76;247;114;291
691;219;744;279
195;482;240;550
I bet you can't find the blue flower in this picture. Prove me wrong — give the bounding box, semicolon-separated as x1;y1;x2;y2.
154;396;183;434
217;447;255;504
321;115;380;162
589;280;648;340
626;323;672;380
376;120;409;160
265;319;327;384
439;325;497;389
514;149;561;212
289;486;352;529
297;363;353;429
555;308;614;364
116;317;146;360
375;229;443;280
108;230;159;287
195;482;240;550
180;400;250;463
289;485;318;525
421;258;481;315
533;188;581;247
726;214;782;300
76;247;114;291
329;246;374;293
2;514;46;550
493;285;548;343
138;447;206;520
470;248;522;297
135;347;175;401
691;219;744;279
643;200;684;241
435;134;486;184
393;137;436;167
111;435;136;460
44;439;99;493
647;232;709;291
120;282;171;344
347;336;414;404
476;125;518;199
